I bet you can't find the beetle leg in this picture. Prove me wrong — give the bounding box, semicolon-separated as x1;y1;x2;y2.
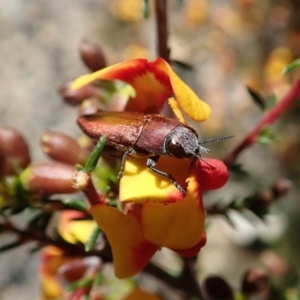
147;155;186;194
118;148;136;180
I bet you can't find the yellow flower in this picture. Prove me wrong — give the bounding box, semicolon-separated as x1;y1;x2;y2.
39;211;96;299
90;159;228;278
72;58;210;121
72;57;228;279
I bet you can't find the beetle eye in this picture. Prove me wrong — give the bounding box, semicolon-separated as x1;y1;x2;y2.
167;140;186;158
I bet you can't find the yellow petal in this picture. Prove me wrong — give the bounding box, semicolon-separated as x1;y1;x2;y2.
39;246;68;299
119;156;191;203
90;204;158;278
72;58;210;117
141;162;205;249
168;97;187;124
58;211;96;244
72;58;172;113
40;271;63;299
63;220;96;244
153;58;211;122
71;60;140;90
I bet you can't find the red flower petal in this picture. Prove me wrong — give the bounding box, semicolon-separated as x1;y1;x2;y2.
89;204;158;278
172;233;207;257
198;158;229;190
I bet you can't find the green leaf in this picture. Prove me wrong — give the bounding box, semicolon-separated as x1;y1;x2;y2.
63;199;88;211
28;212;51;231
85;226;101;252
223;212;235;227
67;278;93;291
229;164;249;177
76;164;85;171
246;86;266;110
30;246;42;253
107;199;118;207
282;58;300;75
94;272;104;286
24;207;37;222
83;294;90;300
266;94;277;110
172;60;193;70
257;128;279;145
85;136;106;172
142;0;149;18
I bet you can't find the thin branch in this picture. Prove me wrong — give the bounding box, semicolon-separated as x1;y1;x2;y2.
72;171;106;206
1;220;202;298
0;221;111;261
224;80;300;167
144;259;204;299
154;0;170;61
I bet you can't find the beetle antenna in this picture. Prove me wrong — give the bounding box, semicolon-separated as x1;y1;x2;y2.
199;134;234;145
197;156;216;169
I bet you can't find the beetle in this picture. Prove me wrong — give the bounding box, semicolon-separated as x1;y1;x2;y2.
77;111;233;193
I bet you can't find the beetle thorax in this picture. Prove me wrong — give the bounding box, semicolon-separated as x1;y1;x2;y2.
164;126;199;159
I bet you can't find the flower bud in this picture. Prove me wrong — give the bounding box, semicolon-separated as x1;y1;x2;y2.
79;40;106;72
40;131;88;165
241;269;270;297
260;250;287;277
57;257;101;284
19;163;77;195
58;81;102;106
272;179;291;198
0;127;30;175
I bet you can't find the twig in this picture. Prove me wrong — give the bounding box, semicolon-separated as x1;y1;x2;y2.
1;219;203;298
154;0;170;61
144;260;204;299
72;171;106;206
224;80;300;167
0;221;111;261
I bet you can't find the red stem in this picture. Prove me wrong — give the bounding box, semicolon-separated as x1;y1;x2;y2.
72;170;106;206
82;173;105;206
154;0;169;61
224;80;300;167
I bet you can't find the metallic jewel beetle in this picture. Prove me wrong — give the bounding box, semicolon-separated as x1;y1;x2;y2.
78;111;232;193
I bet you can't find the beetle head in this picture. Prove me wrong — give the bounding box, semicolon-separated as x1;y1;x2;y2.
164;126;200;159
165;127;234;161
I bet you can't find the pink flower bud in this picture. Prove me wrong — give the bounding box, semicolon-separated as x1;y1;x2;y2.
57;257;101;285
58;81;102;106
242;269;270;297
19;163;77;195
272;179;291;198
79;40;106;72
40;131;88;165
0;127;30;175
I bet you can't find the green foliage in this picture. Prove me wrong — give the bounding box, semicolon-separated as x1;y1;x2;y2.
282;59;300;75
142;0;149;18
85;226;101;252
258;128;280;145
63;199;88;211
85;136;107;172
247;86;266;110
